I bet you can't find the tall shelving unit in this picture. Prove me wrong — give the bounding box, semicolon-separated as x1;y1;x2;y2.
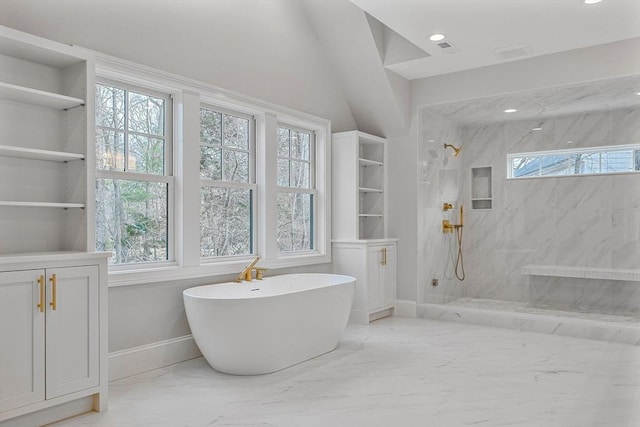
0;26;109;426
332;131;387;240
0;26;94;254
332;131;397;324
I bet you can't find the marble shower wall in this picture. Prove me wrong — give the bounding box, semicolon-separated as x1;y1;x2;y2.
417;110;464;304
459;107;640;315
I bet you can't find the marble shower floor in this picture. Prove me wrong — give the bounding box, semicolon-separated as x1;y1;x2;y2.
50;317;639;427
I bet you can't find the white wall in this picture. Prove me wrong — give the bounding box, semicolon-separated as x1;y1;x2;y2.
0;0;356;132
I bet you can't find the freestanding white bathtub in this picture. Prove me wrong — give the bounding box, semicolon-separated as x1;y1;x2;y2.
183;273;355;375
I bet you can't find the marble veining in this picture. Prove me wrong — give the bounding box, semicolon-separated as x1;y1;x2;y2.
49;317;640;427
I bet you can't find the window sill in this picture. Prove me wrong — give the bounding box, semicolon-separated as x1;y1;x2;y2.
107;253;331;287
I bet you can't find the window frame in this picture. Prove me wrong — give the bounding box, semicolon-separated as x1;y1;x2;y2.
199;103;258;261
94;78;175;270
507;144;640;180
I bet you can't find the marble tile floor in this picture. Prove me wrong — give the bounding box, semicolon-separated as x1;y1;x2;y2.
419;299;640;346
51;317;639;427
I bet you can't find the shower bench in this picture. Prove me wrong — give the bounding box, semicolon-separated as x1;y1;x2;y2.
521;265;640;282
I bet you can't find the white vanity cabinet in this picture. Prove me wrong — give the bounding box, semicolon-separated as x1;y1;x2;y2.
332;239;397;324
0;253;109;425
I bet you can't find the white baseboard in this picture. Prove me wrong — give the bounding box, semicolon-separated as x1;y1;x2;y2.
395;300;417;318
109;335;202;381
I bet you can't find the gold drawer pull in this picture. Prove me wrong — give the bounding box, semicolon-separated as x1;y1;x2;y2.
49;274;57;310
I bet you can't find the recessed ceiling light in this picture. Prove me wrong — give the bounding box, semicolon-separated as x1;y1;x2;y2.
566;140;574;144
429;33;446;42
584;0;602;4
532;127;542;131
636;91;640;96
504;108;517;113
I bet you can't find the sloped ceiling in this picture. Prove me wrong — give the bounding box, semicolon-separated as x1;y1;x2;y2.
302;0;412;138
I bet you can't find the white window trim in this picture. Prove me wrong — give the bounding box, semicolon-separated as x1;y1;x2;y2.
95;79;175;270
507;143;640;180
91;51;331;288
199;103;258;261
276;123;317;254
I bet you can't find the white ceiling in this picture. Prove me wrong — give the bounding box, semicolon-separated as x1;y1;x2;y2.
350;0;640;80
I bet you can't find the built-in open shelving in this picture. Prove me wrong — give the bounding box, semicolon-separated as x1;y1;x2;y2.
0;201;85;209
333;131;389;240
358;187;383;193
0;82;85;110
359;157;383;167
0;144;84;162
0;26;90;255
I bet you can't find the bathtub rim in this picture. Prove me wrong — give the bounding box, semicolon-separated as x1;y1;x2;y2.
183;273;356;300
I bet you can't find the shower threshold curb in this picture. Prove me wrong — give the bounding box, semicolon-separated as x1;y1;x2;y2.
417;301;640;346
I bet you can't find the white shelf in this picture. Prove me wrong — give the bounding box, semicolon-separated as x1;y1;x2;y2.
0;82;85;110
358;187;383;193
359;214;383;217
359;158;383;167
0;201;85;209
521;265;640;282
0;145;84;162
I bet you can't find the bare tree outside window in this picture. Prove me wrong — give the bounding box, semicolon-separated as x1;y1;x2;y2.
95;83;171;264
277;126;314;252
200;107;255;258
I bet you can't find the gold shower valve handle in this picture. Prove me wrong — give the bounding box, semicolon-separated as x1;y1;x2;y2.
442;220;455;233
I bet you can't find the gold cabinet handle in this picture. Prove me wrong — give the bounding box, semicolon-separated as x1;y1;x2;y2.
37;275;45;313
380;247;387;266
49;274;57;311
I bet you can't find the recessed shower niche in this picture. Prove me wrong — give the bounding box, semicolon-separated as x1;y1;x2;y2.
470;166;492;209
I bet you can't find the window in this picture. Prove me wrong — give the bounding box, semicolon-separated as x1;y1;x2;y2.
95;82;173;265
277;125;315;252
200;106;255;258
93;57;330;284
508;144;640;179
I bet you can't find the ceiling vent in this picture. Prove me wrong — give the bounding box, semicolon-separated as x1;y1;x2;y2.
435;40;460;54
494;43;533;60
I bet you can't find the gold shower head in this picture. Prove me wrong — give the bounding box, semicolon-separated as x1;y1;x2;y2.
444;143;461;157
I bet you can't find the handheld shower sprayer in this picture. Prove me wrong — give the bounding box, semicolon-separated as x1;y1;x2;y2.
442;204;465;281
444;143;461;157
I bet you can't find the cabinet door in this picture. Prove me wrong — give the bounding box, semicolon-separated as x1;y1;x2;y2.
0;270;45;412
366;246;384;311
381;245;397;307
45;266;99;399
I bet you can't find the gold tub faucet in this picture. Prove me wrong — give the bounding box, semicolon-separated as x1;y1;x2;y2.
234;256;267;282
